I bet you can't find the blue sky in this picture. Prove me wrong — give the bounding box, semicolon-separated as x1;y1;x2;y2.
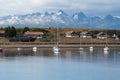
0;0;119;16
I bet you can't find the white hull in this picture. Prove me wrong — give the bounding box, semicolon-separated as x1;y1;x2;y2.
17;48;22;51
79;47;84;51
53;46;60;53
104;47;109;51
104;47;109;55
89;46;93;52
33;47;37;52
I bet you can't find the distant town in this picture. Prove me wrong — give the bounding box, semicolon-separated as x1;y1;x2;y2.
0;26;120;45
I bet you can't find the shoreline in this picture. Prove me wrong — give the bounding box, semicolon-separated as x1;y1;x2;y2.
0;44;120;48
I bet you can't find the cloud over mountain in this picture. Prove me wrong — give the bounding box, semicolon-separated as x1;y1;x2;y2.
0;0;120;16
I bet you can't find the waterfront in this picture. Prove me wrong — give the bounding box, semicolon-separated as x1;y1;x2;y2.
0;47;120;80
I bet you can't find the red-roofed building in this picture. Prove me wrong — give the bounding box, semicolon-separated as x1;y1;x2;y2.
24;31;44;39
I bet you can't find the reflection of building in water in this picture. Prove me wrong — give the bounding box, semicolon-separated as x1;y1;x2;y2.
79;51;87;61
35;48;54;56
112;50;120;64
65;51;72;58
0;52;4;57
1;47;120;64
64;50;81;60
113;51;116;63
103;49;120;64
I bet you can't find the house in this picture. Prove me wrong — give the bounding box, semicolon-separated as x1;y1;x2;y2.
0;30;5;37
65;31;79;37
24;31;44;39
80;32;92;38
97;32;107;39
112;34;119;40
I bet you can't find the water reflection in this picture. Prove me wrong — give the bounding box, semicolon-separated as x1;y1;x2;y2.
104;50;109;56
0;47;120;64
0;47;120;80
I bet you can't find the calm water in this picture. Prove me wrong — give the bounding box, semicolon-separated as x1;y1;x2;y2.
0;47;120;80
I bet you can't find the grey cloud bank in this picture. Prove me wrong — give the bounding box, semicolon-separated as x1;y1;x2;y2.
0;0;119;16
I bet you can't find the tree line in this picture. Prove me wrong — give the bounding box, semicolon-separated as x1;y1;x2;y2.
4;26;30;38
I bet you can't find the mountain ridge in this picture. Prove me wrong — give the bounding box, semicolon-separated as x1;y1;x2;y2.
0;10;120;29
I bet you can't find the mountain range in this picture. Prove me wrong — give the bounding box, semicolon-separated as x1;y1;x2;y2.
0;10;120;29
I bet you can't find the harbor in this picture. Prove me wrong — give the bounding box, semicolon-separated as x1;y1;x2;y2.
0;46;120;80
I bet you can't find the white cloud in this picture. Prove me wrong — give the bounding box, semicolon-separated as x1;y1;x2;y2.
0;0;119;16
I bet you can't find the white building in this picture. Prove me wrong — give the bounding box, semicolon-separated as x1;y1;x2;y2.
80;32;92;38
65;31;79;37
97;32;107;39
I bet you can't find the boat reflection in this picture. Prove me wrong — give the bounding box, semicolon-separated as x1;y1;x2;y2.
0;47;120;64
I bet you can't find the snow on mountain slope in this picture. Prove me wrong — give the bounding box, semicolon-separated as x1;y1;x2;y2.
0;10;120;29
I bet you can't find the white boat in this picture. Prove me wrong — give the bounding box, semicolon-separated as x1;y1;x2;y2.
53;26;60;53
53;46;60;54
89;46;93;52
104;47;109;51
104;47;109;55
89;34;94;52
104;32;109;52
79;47;84;51
17;47;22;51
53;46;60;53
33;46;37;52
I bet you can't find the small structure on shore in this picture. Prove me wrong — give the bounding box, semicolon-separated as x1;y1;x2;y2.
24;31;44;39
65;31;79;38
80;31;92;38
112;34;119;40
97;32;107;39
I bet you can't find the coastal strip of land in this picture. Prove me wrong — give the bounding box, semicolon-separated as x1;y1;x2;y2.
0;44;120;48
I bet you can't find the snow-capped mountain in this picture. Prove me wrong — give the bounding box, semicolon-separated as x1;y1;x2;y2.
72;12;87;21
0;10;120;29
